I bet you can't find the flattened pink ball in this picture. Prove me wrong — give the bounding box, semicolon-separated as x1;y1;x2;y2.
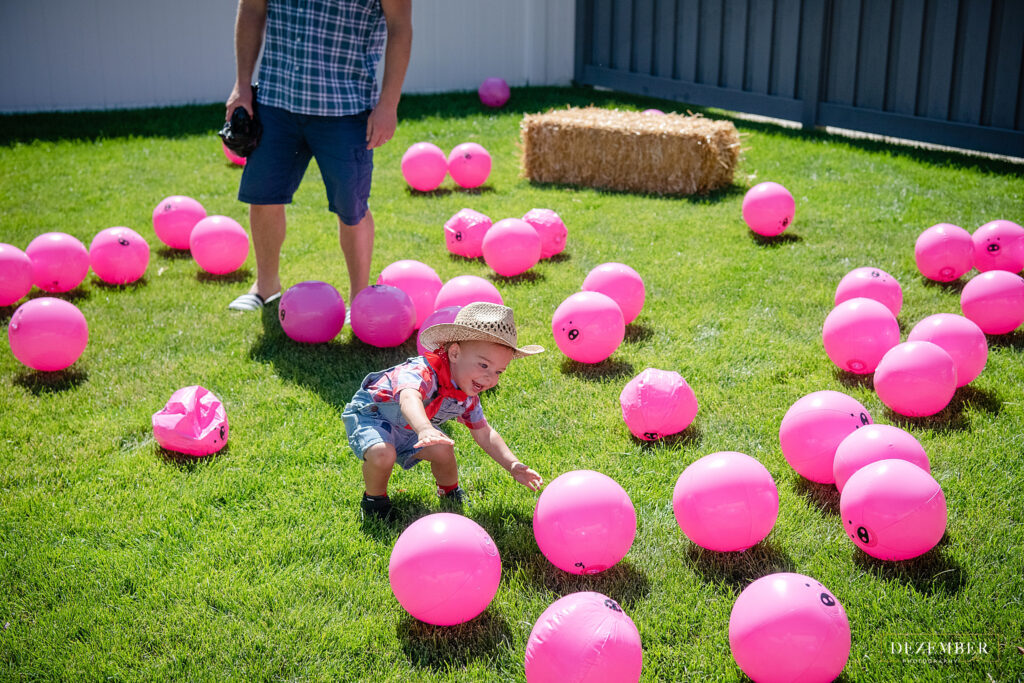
89;227;150;285
619;368;698;440
779;390;872;484
960;270;1024;334
152;385;229;457
222;141;246;166
840;459;946;561
444;208;492;258
835;266;902;317
742;181;795;236
914;223;973;282
833;424;929;492
26;232;89;293
389;512;501;626
972;219;1024;273
189;215;249;275
478;77;510;108
350;284;415;347
447;142;491;189
376;259;443;329
522;208;568;259
278;281;346;344
822;297;900;374
908;313;987;386
525;592;642;683
729;573;850;683
673;452;778;552
874;341;957;417
401;142;448;192
482;218;541;277
8;298;88;371
641;108;665;115
552;291;625;364
581;262;645;325
533;471;636;574
0;243;33;306
434;275;503;310
417;305;461;355
152;195;206;250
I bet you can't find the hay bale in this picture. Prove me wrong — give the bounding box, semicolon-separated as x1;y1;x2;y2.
520;107;740;196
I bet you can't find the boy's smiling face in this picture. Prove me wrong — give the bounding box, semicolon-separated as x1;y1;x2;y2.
446;340;514;396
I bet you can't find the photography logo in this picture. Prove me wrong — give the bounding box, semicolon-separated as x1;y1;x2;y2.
883;633;1003;665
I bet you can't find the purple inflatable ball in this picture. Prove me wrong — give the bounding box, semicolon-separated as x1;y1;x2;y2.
478;77;510;108
350;284;416;347
278;281;347;344
416;305;461;356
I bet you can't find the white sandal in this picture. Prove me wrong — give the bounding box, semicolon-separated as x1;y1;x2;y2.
228;291;281;311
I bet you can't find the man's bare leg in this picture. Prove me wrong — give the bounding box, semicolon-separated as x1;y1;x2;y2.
339;209;375;304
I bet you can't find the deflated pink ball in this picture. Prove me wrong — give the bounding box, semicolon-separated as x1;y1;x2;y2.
278;281;346;344
581;262;645;325
914;223;973;282
447;142;491;189
742;181;795;236
222;141;246;166
779;390;872;484
0;243;33;306
552;291;625;364
907;313;987;386
835;267;902;317
152;385;229;457
434;275;503;310
972;219;1024;273
401;142;448;192
482;218;541;277
960;270;1024;334
377;259;443;329
444;208;492;258
8;298;88;371
26;232;90;293
874;341;957;417
350;284;415;347
522;208;568;259
619;368;698;440
416;305;461;355
833;424;929;493
89;227;150;285
822;297;900;374
478;77;510;108
189;216;249;275
152;195;206;250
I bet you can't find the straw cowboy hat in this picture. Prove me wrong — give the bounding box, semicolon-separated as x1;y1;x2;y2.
418;302;544;359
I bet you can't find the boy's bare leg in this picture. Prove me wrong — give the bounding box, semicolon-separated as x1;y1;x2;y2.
339;210;374;304
362;442;397;496
416;442;458;489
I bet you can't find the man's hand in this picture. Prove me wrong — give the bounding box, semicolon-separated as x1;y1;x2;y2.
226;83;254;121
510;462;543;491
366;104;397;149
414;427;454;449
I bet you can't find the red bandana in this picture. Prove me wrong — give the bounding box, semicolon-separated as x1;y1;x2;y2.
419;350;469;424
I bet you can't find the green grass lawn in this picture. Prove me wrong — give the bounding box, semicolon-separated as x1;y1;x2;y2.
1;86;1022;682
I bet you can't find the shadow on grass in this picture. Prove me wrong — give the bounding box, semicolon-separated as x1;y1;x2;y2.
453;185;496;196
407;187;453;198
623;320;654;345
631;422;702;450
447;253;481;265
884;384;1001;433
0;305;15;325
920;277;967;294
546;252;572;264
749;231;802;248
358;493;435;543
196;268;251;285
686;538;796;590
488;270;546;286
560;356;634;381
27;286;91;303
157;247;193;261
987;329;1024;351
525;178;741;203
521;557;652;608
156;445;226;472
397;608;513;671
834;368;874;390
13;367;89;394
92;276;149;291
851;539;967;596
793;477;841;516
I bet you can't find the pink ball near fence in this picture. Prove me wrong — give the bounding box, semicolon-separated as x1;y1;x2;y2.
89;227;150;285
833;424;930;493
222;141;246;166
351;284;416;347
741;181;795;237
478;77;510;108
521;208;568;259
672;451;778;552
377;259;443;329
401;142;448;192
444;208;492;258
551;291;625;364
389;513;501;626
971;219;1024;273
416;305;461;355
447;142;491;189
779;390;872;484
0;243;33;306
524;592;643;683
619;368;698;440
641;108;665;115
821;297;900;374
25;232;90;293
482;218;541;277
729;573;850;683
873;341;957;417
960;270;1024;335
834;266;903;317
907;313;987;387
189;216;249;275
914;223;974;282
278;281;346;344
152;195;207;250
152;385;229;457
533;470;636;575
581;262;645;325
8;298;88;372
840;458;947;561
434;275;503;310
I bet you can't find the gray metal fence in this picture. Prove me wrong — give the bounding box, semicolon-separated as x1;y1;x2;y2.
574;0;1024;157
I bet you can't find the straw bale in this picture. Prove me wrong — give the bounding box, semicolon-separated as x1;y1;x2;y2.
520;107;740;196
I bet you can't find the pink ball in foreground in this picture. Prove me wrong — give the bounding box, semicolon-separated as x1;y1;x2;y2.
729;573;850;683
26;232;90;293
401;142;448;192
478;77;510;108
874;341;957;417
89;227;150;285
907;313;987;387
833;424;930;493
673;451;778;552
482;218;541;277
189;216;249;275
416;305;461;355
552;291;625;364
522;208;567;259
278;281;347;344
525;592;642;683
434;275;503;310
0;243;33;306
742;181;795;236
834;266;902;317
389;512;500;626
533;470;636;575
351;284;416;347
581;262;645;325
152;195;206;250
619;368;698;440
8;298;88;371
779;390;872;484
444;208;492;258
377;259;443;329
971;219;1024;273
222;141;246;166
152;385;229;457
914;223;973;282
840;458;947;561
960;270;1024;335
822;297;900;374
447;142;491;189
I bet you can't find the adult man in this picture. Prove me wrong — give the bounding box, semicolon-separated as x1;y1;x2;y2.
226;0;412;312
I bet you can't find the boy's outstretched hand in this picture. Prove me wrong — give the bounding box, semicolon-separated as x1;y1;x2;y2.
414;427;455;449
511;462;543;491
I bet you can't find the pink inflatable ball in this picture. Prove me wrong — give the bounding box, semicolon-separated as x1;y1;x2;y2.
188;215;250;275
416;305;461;355
152;385;229;457
840;458;947;561
482;218;541;277
833;424;929;493
376;259;443;329
960;270;1024;335
278;281;347;344
729;573;850;683
533;470;636;575
873;341;957;417
834;266;903;317
778;390;872;484
88;227;150;285
907;313;987;387
433;274;503;310
619;368;698;440
478;77;510;108
350;284;416;347
447;142;491;189
524;592;642;683
581;262;646;325
521;208;568;259
672;452;779;552
444;208;492;258
914;223;974;282
25;232;90;293
641;108;665;115
388;512;501;626
401;142;448;192
741;181;795;237
152;195;207;250
821;297;900;374
222;141;246;166
8;298;88;372
971;219;1024;273
551;291;625;364
0;243;33;306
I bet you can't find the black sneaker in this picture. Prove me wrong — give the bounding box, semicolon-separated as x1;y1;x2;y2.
360;493;393;521
438;485;468;504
